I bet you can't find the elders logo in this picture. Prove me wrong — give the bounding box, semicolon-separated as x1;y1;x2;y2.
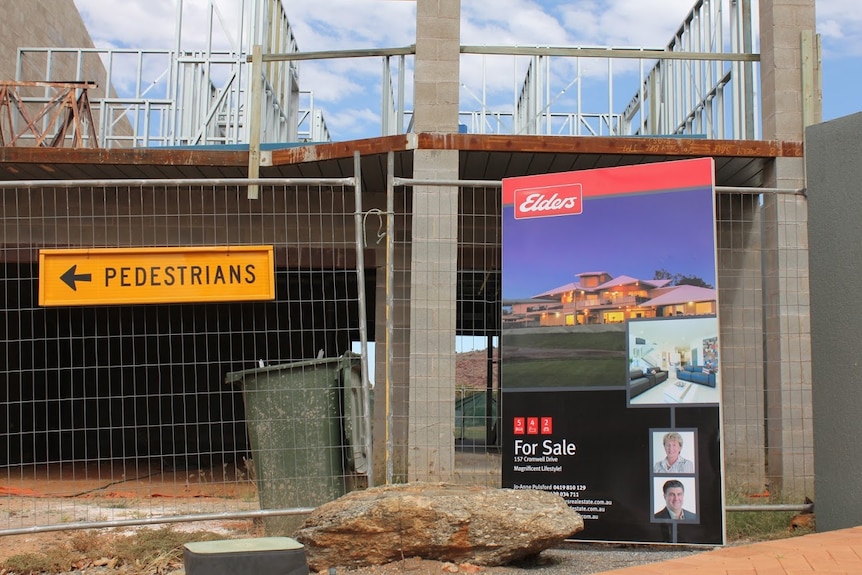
514;183;583;219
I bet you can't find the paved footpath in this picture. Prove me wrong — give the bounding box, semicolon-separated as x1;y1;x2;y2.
595;525;862;575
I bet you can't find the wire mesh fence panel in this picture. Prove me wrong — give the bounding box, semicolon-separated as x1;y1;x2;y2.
716;190;813;501
717;192;768;496
760;192;813;499
1;174;813;536
380;180;811;502
378;180;501;487
380;181;412;485
453;186;501;487
0;180;371;535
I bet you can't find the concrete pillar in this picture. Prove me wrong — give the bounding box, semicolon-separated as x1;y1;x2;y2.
406;0;461;481
758;0;816;498
412;0;461;134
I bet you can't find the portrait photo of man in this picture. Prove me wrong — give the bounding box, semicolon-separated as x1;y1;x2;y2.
654;479;699;522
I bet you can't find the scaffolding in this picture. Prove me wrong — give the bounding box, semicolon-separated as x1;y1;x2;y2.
0;80;99;148
13;0;314;148
13;0;759;146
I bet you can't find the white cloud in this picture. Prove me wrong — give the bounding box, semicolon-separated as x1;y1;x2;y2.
456;0;699;116
70;0;861;137
75;0;178;48
298;62;370;103
461;0;570;45
817;0;862;57
70;0;862;68
561;0;694;47
322;106;381;139
74;0;242;55
279;0;416;51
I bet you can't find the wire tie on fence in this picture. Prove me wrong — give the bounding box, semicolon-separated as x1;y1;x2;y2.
363;208;387;244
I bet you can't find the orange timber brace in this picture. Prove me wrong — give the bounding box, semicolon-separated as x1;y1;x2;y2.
0;80;99;148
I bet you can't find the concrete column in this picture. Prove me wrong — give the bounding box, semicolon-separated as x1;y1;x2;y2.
406;0;461;481
758;0;816;498
412;0;461;134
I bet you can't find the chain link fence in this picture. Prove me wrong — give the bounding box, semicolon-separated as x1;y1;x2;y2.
1;178;371;535
1;170;811;536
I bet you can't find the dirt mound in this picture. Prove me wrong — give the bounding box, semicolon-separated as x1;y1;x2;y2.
457;349;498;390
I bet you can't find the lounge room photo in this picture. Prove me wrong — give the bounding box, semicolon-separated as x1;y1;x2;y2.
627;316;720;406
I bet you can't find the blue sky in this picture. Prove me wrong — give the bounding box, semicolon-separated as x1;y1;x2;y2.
72;0;860;142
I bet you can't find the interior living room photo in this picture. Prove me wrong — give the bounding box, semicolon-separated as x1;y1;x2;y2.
627;316;720;406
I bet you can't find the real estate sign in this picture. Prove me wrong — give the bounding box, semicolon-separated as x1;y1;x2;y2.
501;158;724;545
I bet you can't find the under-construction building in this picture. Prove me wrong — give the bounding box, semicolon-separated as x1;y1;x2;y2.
1;0;839;534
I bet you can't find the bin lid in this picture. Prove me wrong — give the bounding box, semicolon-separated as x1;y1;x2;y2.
184;536;304;554
225;353;358;384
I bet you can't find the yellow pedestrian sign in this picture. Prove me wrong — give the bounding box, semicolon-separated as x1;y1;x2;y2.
39;246;275;306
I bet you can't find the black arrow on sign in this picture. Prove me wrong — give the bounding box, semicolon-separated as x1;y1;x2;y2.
60;265;92;291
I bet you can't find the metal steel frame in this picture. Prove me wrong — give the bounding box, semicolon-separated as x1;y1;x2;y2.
13;0;761;147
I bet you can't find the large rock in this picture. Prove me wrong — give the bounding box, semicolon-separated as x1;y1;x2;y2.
293;482;584;570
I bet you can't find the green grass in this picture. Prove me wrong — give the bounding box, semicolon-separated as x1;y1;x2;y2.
725;491;816;542
500;329;628;388
502;330;626;351
503;357;625;387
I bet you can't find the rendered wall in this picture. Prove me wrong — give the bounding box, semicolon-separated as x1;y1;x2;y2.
1;0;133;145
1;0;103;83
808;111;862;531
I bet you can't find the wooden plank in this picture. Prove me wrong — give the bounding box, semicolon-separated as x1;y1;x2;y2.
418;133;803;158
269;135;412;165
0;133;799;186
0;146;249;167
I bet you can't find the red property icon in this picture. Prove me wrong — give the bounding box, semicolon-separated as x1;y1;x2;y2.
513;417;525;435
514;416;554;435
